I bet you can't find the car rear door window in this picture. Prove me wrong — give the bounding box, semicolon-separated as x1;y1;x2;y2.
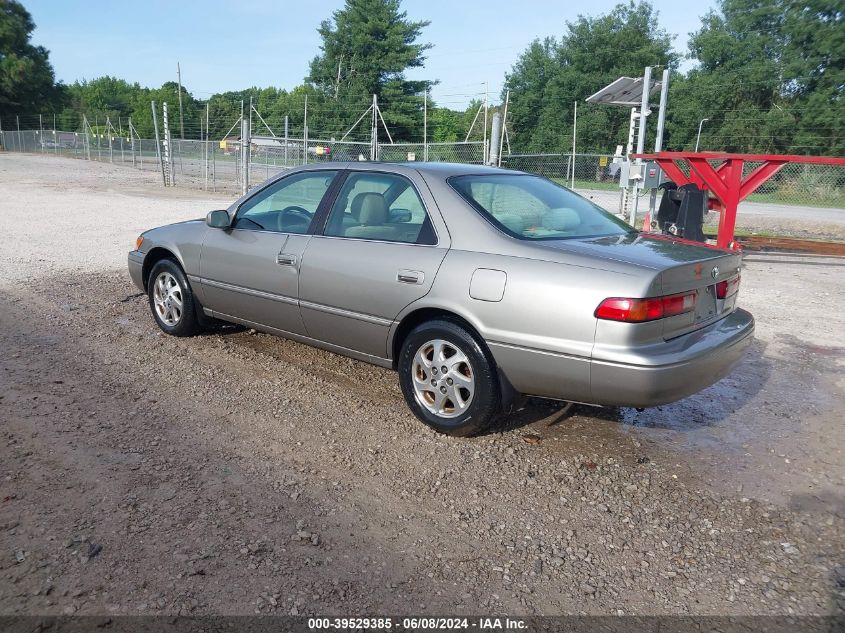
450;174;632;240
233;170;338;233
323;172;436;245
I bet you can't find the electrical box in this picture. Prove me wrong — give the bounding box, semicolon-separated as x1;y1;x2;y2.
643;161;664;189
618;160;642;188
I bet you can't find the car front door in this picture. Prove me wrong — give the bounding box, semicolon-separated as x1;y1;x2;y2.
298;169;449;360
200;169;340;334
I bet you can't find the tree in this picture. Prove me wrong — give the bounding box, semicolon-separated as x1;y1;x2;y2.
307;0;432;140
666;0;845;154
0;0;64;114
504;1;677;153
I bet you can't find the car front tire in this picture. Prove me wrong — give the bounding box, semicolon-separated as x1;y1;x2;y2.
147;259;200;337
398;319;500;436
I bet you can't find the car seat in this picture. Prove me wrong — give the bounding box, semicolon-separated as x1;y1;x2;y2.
344;193;397;239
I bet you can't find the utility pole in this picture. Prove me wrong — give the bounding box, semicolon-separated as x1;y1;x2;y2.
571;101;577;189
205;103;210;190
483;81;489;164
303;94;308;165
177;62;185;139
423;87;428;162
284;115;289;166
241;115;250;195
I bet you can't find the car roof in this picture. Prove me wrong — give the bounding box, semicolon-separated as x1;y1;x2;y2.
288;161;527;180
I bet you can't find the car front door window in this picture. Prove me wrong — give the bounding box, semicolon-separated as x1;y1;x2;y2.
233;171;338;233
323;172;435;245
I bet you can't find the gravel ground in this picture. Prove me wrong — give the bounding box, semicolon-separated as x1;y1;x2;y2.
0;154;843;617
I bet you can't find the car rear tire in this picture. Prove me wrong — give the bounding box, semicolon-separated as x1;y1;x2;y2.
398;319;500;436
147;259;200;337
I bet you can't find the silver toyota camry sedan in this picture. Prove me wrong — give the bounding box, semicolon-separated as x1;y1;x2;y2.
128;162;754;436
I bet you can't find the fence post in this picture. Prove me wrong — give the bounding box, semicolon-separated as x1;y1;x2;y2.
241;116;250;195
82;114;91;160
129;118;136;167
39;114;44;153
284;115;289;167
151;101;166;186
53;113;58;155
489;112;501;166
205;103;209;191
106;117;113;163
16;115;21;152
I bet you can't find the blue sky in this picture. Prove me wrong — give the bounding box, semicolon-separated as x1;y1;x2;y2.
26;0;717;108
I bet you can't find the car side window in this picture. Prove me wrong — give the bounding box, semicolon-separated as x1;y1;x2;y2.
233;170;338;233
323;172;435;245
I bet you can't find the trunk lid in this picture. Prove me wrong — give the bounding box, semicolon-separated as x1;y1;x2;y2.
546;233;742;339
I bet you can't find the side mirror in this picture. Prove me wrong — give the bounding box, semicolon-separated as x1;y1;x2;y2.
206;209;231;229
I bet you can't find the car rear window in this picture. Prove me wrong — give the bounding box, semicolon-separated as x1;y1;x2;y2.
449;174;634;240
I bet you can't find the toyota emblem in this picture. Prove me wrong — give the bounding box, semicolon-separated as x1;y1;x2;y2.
711;267;720;279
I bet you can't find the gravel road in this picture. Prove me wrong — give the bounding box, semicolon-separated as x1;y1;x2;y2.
0;154;843;617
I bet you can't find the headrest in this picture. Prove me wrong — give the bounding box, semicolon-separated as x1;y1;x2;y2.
355;193;388;225
542;208;580;231
350;192;367;218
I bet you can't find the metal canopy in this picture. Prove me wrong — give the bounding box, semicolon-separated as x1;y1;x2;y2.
586;76;662;107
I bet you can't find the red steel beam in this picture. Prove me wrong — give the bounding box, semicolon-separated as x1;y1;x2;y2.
633;152;845;250
637;151;845;166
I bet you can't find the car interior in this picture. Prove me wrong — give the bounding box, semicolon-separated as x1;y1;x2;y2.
325;173;436;244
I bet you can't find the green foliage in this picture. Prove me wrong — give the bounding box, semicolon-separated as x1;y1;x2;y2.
504;1;677;153
5;0;843;156
0;0;64;114
307;0;431;140
665;0;844;155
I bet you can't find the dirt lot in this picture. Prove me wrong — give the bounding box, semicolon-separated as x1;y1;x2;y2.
0;154;843;617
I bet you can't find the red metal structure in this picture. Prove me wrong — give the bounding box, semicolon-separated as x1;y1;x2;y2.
633;152;845;249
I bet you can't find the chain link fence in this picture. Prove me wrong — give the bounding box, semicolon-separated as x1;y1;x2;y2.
0;127;485;194
503;152;845;212
1;126;843;213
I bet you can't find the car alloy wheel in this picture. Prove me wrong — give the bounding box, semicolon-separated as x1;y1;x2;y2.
398;319;501;436
411;338;475;418
152;271;184;327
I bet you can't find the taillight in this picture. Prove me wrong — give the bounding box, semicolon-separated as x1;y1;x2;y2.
595;291;697;323
716;274;740;299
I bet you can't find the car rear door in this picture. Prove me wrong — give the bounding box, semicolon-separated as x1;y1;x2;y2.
298;168;449;360
200;170;340;334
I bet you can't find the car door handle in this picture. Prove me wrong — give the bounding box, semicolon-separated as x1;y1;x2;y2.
277;253;297;267
397;269;424;284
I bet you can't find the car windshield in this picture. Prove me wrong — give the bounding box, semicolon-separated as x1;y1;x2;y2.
449;174;634;240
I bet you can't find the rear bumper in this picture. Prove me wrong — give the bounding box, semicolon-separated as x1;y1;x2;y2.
488;308;754;408
589;308;755;407
128;251;145;292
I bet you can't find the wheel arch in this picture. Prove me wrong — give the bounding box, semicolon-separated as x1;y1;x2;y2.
390;305;521;413
142;247;184;291
390;306;486;370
